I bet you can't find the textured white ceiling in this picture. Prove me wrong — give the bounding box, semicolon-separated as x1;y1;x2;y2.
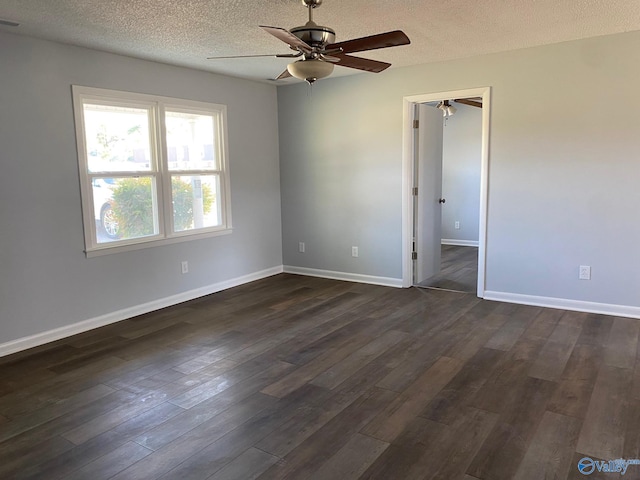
1;0;640;84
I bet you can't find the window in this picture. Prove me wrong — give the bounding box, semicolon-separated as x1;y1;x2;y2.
72;86;231;256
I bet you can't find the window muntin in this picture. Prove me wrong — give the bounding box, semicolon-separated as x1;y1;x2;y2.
73;86;231;256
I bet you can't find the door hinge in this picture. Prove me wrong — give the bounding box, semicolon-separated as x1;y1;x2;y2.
413;119;419;129
412;187;418;196
412;251;417;260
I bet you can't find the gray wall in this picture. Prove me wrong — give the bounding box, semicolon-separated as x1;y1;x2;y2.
441;103;482;242
278;78;406;278
0;32;283;344
278;30;640;307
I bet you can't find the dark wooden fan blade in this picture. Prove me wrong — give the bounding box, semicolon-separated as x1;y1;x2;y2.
335;54;391;73
275;68;292;80
328;30;410;54
454;98;483;108
260;26;312;54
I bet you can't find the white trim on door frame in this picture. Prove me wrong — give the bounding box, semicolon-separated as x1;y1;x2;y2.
401;87;491;297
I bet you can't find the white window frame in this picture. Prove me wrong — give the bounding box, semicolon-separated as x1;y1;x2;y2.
72;86;232;257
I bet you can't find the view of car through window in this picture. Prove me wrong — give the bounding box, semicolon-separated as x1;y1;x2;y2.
92;178;119;241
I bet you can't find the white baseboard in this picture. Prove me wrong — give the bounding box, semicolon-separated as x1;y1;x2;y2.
0;266;284;358
12;268;635;358
441;239;479;247
283;265;403;288
483;291;640;319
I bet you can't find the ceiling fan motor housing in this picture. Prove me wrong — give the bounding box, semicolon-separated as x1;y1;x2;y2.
290;22;335;47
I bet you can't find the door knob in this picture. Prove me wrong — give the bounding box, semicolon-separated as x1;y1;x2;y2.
438;198;446;204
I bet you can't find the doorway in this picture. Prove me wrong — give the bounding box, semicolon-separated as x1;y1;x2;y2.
416;99;482;292
401;87;491;297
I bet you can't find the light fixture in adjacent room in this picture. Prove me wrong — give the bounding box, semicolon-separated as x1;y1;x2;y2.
436;100;457;117
287;58;335;84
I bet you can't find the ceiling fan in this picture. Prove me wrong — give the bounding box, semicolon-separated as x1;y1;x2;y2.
208;0;411;84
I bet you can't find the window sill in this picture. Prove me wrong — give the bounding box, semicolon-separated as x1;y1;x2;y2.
85;228;232;258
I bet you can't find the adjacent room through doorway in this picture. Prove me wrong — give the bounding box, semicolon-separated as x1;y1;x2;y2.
407;89;488;295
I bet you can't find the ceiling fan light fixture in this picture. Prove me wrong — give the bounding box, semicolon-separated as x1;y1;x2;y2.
437;100;457;117
287;58;334;84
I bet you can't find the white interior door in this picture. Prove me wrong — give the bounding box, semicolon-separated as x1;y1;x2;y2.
414;103;444;284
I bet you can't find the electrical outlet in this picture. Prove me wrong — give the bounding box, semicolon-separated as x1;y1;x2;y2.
299;242;305;253
352;246;359;258
579;265;591;280
181;261;189;274
454;221;460;230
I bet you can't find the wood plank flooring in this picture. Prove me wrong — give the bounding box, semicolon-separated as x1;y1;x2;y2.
416;245;478;293
0;273;638;479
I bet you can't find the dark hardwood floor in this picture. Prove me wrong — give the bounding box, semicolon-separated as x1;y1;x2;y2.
0;273;638;479
416;244;478;293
